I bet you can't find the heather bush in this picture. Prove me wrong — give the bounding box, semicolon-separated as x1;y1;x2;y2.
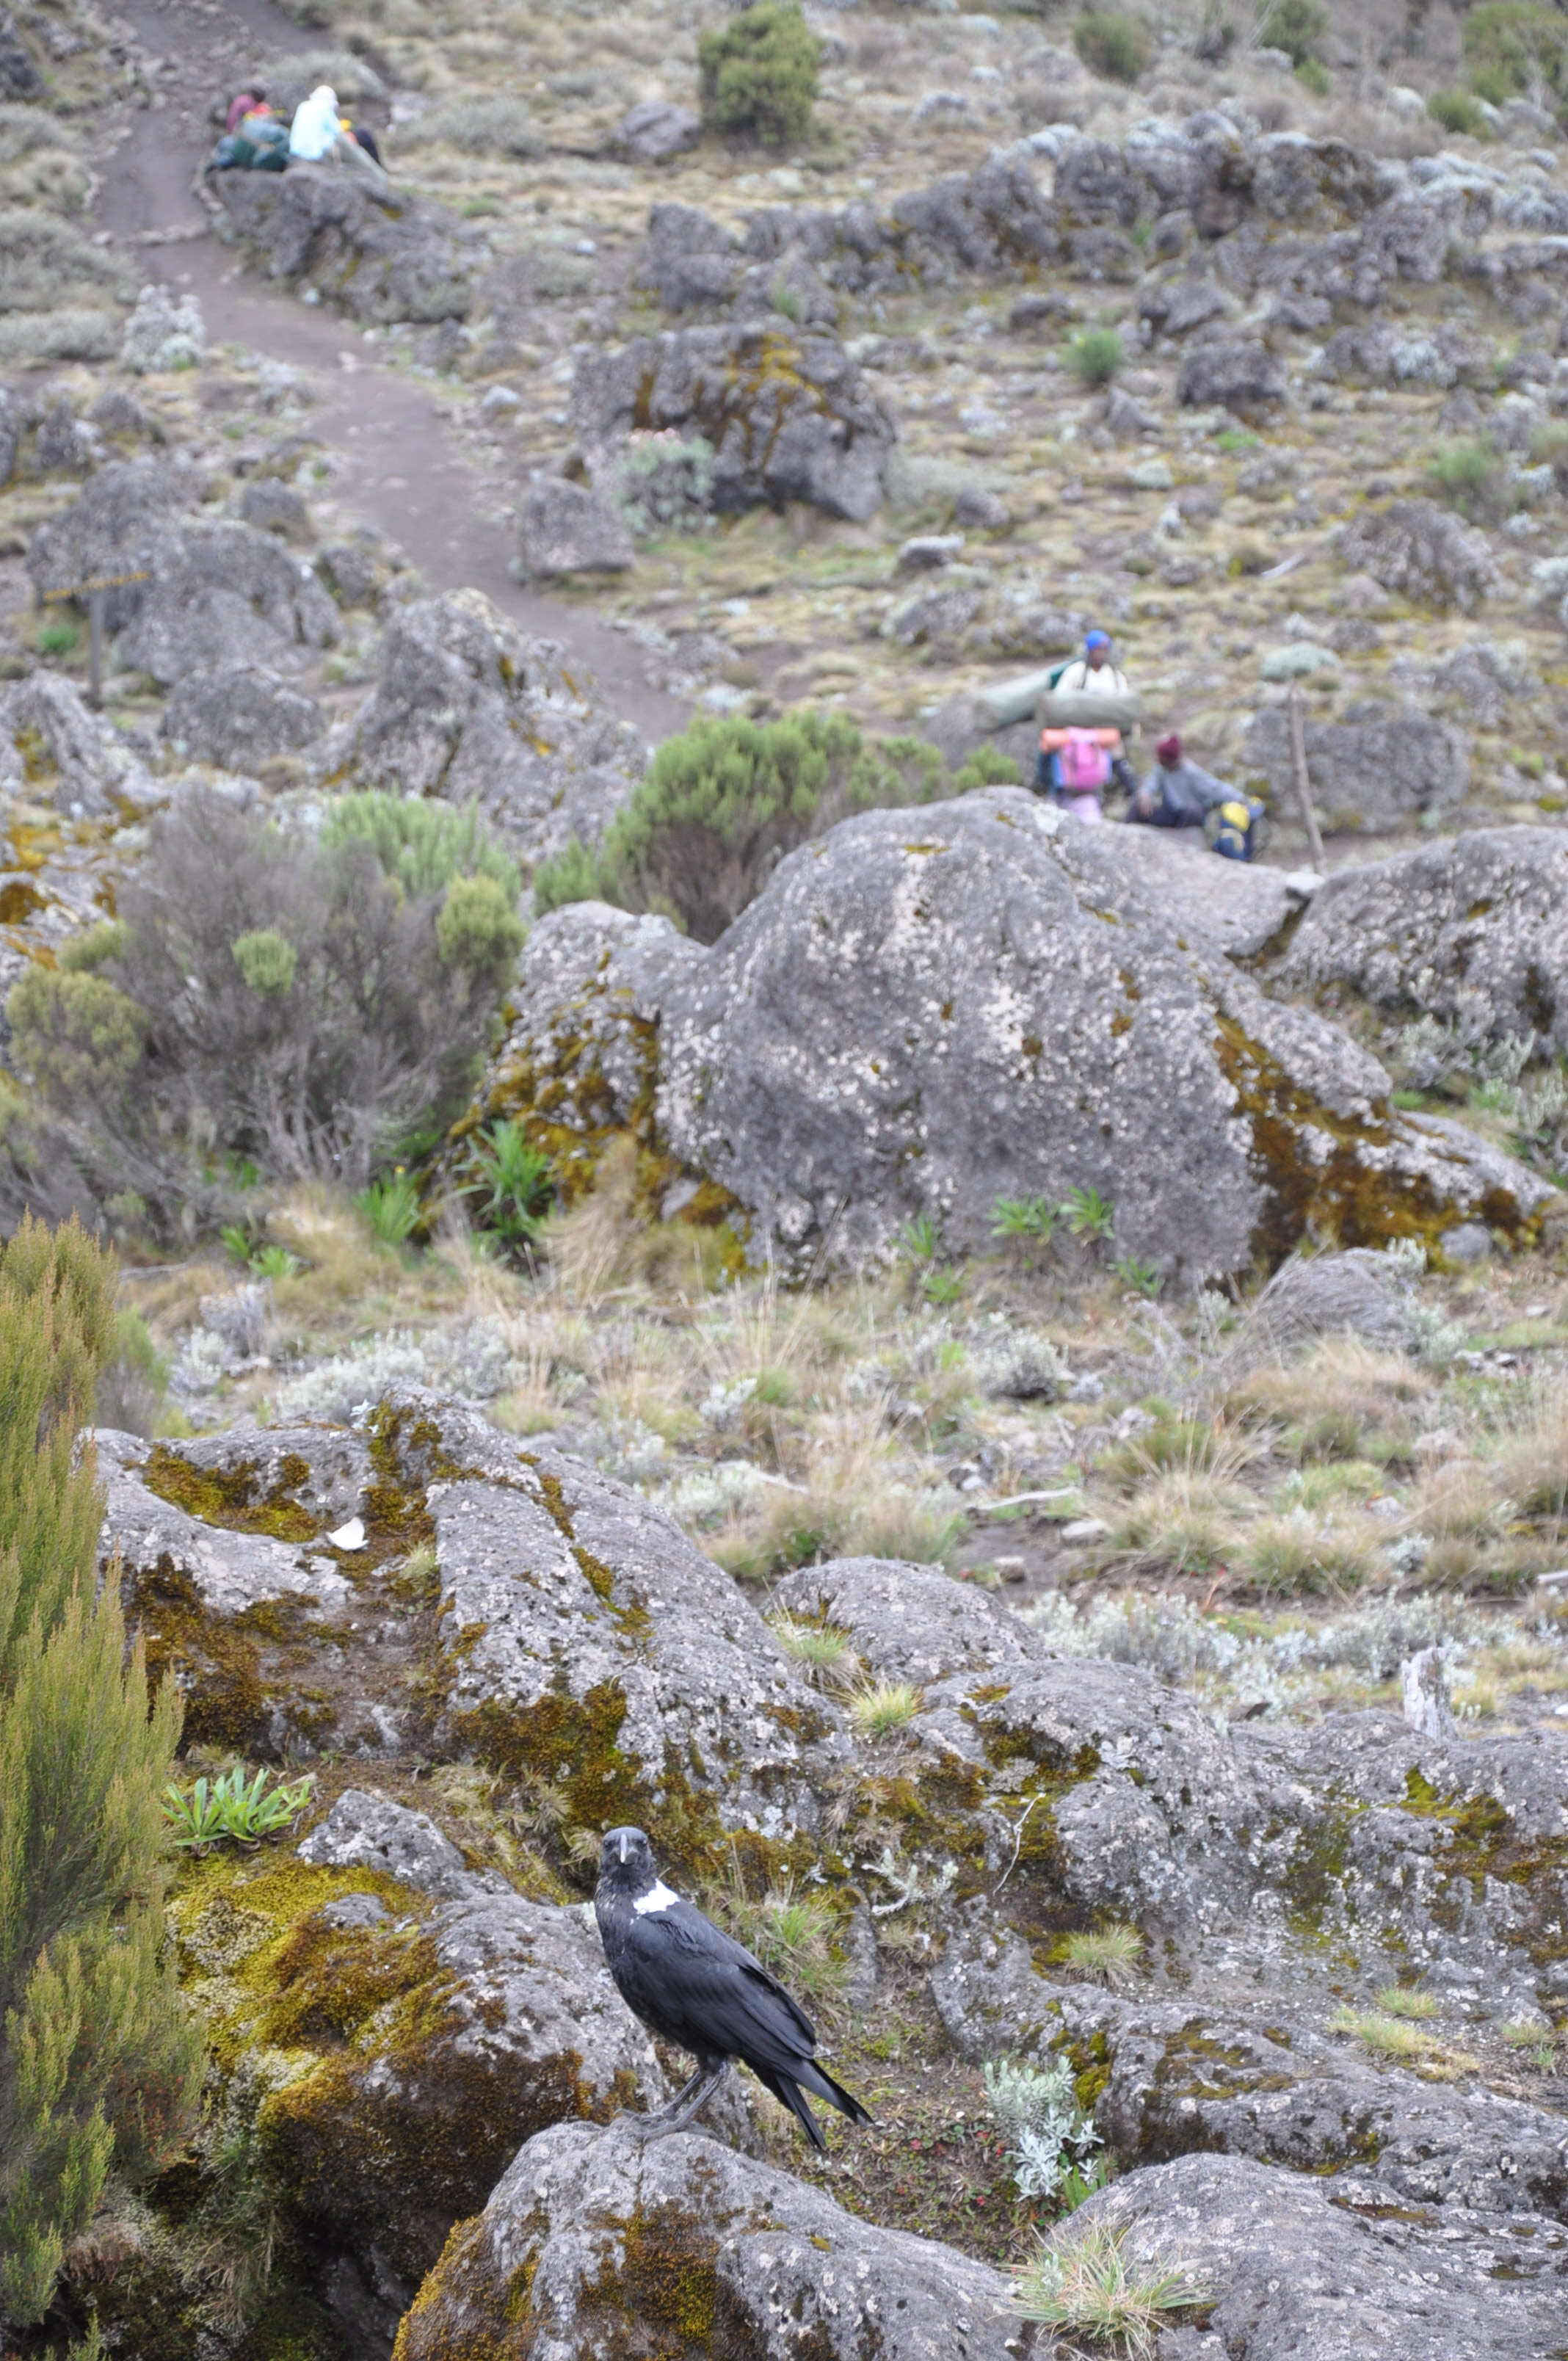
1464;0;1568;105
697;3;821;147
532;711;946;943
1072;11;1150;81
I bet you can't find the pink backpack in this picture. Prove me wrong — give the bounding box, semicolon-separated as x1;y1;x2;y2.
1058;730;1111;794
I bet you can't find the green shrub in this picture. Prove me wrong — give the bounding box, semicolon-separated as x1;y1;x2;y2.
1464;0;1568;104
697;2;821;146
1428;87;1489;134
35;618;78;659
1068;327;1124;385
319;792;519;905
1426;437;1513;525
1294;54;1331;93
1258;0;1327;65
951;745;1023;791
5;792;525;1224
1072;11;1150;81
355;1169;422;1247
6;968;144;1114
532;712;948;944
0;1217;200;2327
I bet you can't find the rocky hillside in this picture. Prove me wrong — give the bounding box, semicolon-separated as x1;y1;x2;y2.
2;0;1568;2357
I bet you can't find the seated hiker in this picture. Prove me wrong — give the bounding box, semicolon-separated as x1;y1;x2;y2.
1130;733;1229;829
1037;722;1119;824
346;120;382;164
288;84;342;160
226;87;265;134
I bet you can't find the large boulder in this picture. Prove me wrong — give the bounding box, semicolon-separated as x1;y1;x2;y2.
393;2122;1018;2361
211;161;479;323
616;99;701;165
475;792;1553;1282
1277;827;1568;1051
1243;699;1469;833
1336;497;1497;612
101;1399;843;1865
23;454;203;625
570;322;895;523
0;671;158;816
173;1788;667;2356
1175;334;1287;412
161;660;324;766
516;474;634;579
114;520;339;685
1059;2151;1564;2359
333;589;645;868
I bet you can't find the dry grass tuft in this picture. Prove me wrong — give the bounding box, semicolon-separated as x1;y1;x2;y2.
1013;2222;1208;2356
1054;1923;1143;1987
1229;1340;1431;1462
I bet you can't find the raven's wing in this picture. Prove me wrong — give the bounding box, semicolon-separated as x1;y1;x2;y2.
612;1900;819;2067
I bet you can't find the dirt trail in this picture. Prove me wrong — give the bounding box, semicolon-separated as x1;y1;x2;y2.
93;0;689;742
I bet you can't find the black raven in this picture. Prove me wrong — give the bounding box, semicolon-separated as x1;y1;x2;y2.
595;1824;872;2150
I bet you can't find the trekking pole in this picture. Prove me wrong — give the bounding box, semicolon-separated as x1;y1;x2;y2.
88;587;104;711
1287;681;1325;870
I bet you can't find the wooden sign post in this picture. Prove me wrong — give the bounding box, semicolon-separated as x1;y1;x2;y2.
40;567;150;711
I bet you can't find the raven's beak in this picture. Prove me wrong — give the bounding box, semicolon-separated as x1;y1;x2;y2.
619;1831;627;1864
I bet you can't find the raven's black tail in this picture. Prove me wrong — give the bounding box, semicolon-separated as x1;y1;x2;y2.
798;2057;874;2128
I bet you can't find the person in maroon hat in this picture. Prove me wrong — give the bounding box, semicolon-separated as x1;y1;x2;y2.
1130;732;1231;828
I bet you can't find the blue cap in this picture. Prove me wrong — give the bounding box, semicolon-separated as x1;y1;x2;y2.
1085;629;1110;650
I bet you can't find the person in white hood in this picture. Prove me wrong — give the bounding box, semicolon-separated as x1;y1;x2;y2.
289;85;341;160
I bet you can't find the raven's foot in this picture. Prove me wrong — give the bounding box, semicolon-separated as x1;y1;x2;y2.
605;2061;730;2144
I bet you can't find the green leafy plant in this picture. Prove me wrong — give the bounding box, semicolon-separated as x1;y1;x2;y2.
1114;1255;1162;1299
462;1118;555;1256
993;1195;1057;1243
0;1216;200;2325
231;928;297;995
1062;1185;1115;1241
1055;1923;1144;1987
923;1266;965;1305
983;2055;1102;2203
356;1169;422;1247
1215;427;1260;454
162;1763;315;1851
951;745;1023;791
1014;2222;1208;2354
533;713;947;946
219;1225;303;1281
697;1;821;145
1426;438;1513;526
1068;327;1125;385
1257;0;1327;65
849;1680;921;1736
1072;10;1150;81
898;1212;940;1266
35;617;79;659
319;791;520;904
1464;0;1568;105
1295;54;1330;93
1428;87;1489;134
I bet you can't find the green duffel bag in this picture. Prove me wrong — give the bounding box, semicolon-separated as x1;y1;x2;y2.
1035;689;1143;735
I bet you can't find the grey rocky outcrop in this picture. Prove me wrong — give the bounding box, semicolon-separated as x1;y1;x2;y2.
1175;333;1286;411
161;661;324;767
1065;2151;1565;2359
773;1559;1048;1688
1277;827;1568;1053
570;322;895;523
332;587;645;867
1337;497;1497;612
0;670;159;815
1110;823;1316;958
394;2122;1018;2361
115;519;339;686
616;98;700;164
482;792;1551;1283
211;161;480;323
516;474;634;578
23;455;203;623
1243;699;1469;833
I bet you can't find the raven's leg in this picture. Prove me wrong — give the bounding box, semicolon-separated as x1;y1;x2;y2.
609;2059;731;2143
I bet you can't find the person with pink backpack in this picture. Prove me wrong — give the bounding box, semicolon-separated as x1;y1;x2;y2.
1036;722;1120;824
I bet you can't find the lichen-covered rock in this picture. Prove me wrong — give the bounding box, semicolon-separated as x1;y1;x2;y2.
1277;827;1568;1053
516;474;634;578
1336;497;1497;612
161;660;324;766
570;322;896;523
1064;2151;1564;2359
772;1558;1047;1688
0;670;159;815
211;160;480;323
616;98;700;164
1175;335;1286;411
332;589;645;868
115;519;340;686
393;2122;1018;2361
1110;822;1317;958
173;1796;666;2357
1242;699;1469;833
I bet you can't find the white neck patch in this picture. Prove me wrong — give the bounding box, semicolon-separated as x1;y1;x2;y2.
633;1879;680;1915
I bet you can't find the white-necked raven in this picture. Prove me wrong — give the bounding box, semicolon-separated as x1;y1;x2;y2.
595;1824;872;2149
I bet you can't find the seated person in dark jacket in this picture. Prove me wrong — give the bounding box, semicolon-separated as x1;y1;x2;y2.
1130;733;1229;827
